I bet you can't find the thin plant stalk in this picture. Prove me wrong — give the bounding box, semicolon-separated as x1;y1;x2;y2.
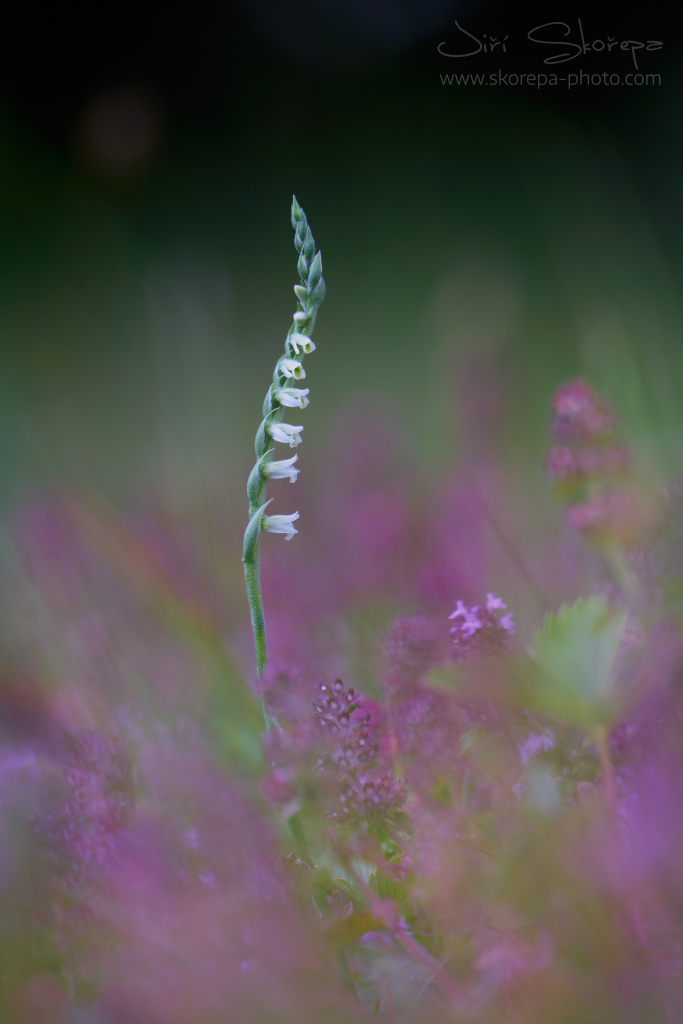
242;196;326;729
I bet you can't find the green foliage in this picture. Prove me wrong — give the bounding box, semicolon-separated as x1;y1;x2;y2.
528;597;628;728
324;910;387;954
368;872;407;903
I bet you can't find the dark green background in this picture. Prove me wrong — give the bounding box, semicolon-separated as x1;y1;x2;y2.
0;0;681;509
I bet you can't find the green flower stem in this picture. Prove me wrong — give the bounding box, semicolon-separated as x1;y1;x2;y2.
243;554;267;677
242;196;326;731
243;551;279;733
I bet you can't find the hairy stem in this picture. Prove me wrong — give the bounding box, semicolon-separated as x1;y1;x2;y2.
244;549;280;733
243;553;267;675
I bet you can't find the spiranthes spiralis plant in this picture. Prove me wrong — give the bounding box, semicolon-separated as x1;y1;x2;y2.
243;197;326;723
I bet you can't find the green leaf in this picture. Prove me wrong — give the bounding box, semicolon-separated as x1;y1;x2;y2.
528;597;627;728
388;810;415;835
242;499;273;563
324;910;387;953
328;878;370;912
369;872;407;903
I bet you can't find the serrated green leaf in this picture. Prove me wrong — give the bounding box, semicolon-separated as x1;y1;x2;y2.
528;597;627;728
369;872;407;903
279;853;316;902
329;878;370;912
313;866;334;889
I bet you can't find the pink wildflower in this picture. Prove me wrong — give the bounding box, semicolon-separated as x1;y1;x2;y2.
336;770;406;825
550;379;616;443
545;446;581;483
566;490;645;542
448;593;515;662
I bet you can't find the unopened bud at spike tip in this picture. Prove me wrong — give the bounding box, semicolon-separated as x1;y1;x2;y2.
303;228;315;263
308;252;322;291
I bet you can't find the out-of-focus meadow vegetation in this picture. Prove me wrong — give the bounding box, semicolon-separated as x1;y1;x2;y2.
0;3;683;1021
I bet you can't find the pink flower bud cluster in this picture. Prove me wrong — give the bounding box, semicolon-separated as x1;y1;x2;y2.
546;379;637;541
550;379;616;443
313;679;408;825
338;770;406;824
313;678;379;770
546;381;628;492
545;443;630;485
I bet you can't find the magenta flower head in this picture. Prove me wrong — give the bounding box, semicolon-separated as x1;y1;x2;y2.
448;593;515;662
550;379;616;444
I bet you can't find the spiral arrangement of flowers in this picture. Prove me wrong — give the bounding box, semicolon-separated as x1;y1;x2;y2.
243;197;326;679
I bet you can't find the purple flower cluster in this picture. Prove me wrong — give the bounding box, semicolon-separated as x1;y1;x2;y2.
312;679;410;827
338;770;406;824
448;592;515;661
545;379;645;544
313;678;380;770
546;443;630;484
550;379;616;443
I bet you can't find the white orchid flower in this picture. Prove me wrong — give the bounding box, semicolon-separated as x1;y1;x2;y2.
275;387;310;409
288;332;316;356
262;511;300;540
262;455;299;483
280;358;306;380
267;422;303;447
